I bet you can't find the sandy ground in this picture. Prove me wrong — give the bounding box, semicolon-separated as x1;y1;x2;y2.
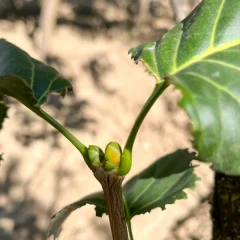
0;2;213;239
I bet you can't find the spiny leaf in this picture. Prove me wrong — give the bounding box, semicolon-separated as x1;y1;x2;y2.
48;192;106;239
0;39;72;112
123;149;199;218
129;0;240;175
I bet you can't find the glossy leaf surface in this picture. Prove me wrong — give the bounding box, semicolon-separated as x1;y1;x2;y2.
123;149;198;218
130;0;240;175
0;39;72;112
48;192;106;239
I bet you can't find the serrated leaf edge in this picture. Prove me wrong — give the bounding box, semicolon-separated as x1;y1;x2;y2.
129;168;200;218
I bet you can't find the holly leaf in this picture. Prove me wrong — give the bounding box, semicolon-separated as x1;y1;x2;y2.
47;192;107;239
123;149;199;218
0;39;72;115
129;0;240;175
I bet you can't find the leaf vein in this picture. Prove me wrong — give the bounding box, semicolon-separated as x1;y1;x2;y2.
131;172;193;216
173;39;240;74
38;74;59;103
172;33;182;72
200;59;240;72
210;0;226;48
30;61;35;89
186;72;240;104
128;179;155;208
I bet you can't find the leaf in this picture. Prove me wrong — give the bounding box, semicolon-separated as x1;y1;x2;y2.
0;39;72;112
123;149;199;218
0;94;8;130
48;150;198;238
129;0;240;175
0;94;8;160
48;192;107;239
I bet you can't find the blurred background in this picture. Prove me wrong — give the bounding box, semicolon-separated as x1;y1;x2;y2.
0;0;214;239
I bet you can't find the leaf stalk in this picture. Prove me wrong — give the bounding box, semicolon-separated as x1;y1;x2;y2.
123;194;134;240
35;108;91;167
117;81;169;175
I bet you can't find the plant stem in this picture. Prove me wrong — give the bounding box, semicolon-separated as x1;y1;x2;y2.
35;108;90;166
124;81;169;152
126;219;134;240
118;81;169;175
212;172;240;239
94;168;129;240
123;195;134;240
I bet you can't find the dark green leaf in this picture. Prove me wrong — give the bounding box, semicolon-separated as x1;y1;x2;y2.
0;94;8;162
129;0;240;175
123;149;199;218
0;39;72;111
0;94;8;130
48;192;106;239
48;150;199;238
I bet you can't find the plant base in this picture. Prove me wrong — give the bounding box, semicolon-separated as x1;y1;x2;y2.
94;168;129;240
212;172;240;239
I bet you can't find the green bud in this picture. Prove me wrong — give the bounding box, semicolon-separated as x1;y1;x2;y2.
103;142;122;172
117;149;132;176
88;145;104;169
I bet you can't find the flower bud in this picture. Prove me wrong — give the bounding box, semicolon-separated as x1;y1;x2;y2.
88;145;104;169
103;142;122;172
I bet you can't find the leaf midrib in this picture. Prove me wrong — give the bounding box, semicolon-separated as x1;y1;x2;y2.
171;0;227;75
186;72;240;104
210;0;226;48
171;39;240;75
127;178;155;208
131;170;193;216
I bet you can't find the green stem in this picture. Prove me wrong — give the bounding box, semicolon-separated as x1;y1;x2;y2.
126;219;134;240
123;195;134;240
34;108;90;166
125;81;168;151
117;81;169;176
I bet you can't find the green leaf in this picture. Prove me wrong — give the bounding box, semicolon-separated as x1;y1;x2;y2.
0;39;88;164
0;39;72;111
123;149;199;218
0;94;8;130
129;0;240;175
48;150;198;238
48;192;107;239
0;94;8;160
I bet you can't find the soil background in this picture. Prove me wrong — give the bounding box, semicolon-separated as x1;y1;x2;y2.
0;1;213;239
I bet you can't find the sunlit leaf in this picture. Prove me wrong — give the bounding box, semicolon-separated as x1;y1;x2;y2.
0;39;72;114
50;149;198;237
130;0;240;175
123;149;199;218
